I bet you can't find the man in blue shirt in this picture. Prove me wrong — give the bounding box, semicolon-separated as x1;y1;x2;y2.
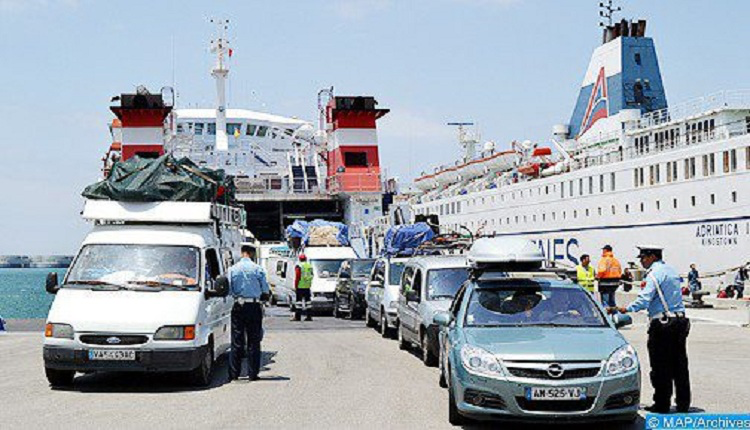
227;245;270;382
609;246;690;414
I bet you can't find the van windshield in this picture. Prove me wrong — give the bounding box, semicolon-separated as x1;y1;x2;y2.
427;268;468;300
388;262;405;285
465;282;607;327
65;244;201;291
311;260;345;278
351;260;375;278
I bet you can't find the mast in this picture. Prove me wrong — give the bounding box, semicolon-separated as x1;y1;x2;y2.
210;18;230;151
447;122;479;161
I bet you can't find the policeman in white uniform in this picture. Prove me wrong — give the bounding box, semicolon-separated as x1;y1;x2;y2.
609;246;690;414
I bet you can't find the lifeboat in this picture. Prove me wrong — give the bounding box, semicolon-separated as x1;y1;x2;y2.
414;174;434;191
484;150;518;172
440;166;460;184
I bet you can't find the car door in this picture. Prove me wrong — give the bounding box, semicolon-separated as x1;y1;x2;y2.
398;265;415;337
404;268;423;342
218;248;235;352
442;283;469;378
367;260;385;319
204;248;225;353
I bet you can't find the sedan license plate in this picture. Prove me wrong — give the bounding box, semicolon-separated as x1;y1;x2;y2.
526;387;586;401
88;349;136;361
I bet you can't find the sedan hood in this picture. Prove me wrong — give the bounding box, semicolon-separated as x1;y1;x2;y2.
463;326;626;361
47;288;202;333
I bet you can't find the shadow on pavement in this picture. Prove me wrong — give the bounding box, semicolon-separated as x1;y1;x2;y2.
53;349;289;393
462;415;644;430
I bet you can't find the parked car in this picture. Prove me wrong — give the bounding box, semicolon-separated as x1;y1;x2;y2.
334;258;376;319
266;250;294;306
365;257;407;337
435;238;640;425
396;255;468;366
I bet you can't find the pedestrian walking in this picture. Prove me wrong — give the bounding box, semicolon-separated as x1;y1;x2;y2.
576;254;597;295
688;264;701;293
597;245;623;307
291;253;314;322
227;245;270;382
609;246;690;414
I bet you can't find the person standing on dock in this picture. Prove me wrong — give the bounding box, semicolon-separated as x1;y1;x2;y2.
597;245;622;307
687;264;701;292
227;246;270;382
609;246;690;414
576;254;597;295
292;254;314;322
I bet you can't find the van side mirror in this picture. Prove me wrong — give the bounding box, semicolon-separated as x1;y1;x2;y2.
370;279;383;289
433;311;454;327
612;313;632;329
45;272;59;294
207;275;230;298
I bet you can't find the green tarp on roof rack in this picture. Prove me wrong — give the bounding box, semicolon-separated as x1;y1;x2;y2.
82;154;234;203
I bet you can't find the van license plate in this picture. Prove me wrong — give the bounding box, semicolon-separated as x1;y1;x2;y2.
88;350;136;361
526;387;586;401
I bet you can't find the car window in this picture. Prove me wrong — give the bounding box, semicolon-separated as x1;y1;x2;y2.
400;266;414;294
412;270;423;297
351;260;375;278
372;260;385;284
464;282;607;327
388;262;406;285
426;268;468;301
205;249;221;282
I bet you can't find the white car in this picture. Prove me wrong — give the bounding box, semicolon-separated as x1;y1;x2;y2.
365;257;408;338
42;201;240;387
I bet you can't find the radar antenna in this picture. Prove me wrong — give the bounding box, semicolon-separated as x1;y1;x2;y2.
447;122;480;161
598;0;621;27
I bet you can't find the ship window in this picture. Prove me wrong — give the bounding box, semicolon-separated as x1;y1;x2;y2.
656;200;661;211
579;178;583;196
569;181;573;196
533;214;537;222
227;123;242;136
545;185;549;195
541;214;545;221
257;126;268;137
723;151;730;173
507;217;511;224
585;208;590;217
523;215;527;223
561;183;564;198
344;151;368;167
691;196;696;207
684;157;696;179
573;210;577;218
246;124;257;136
207;122;216;135
597;207;602;216
515;216;519;223
562;211;566;220
731;149;738;172
625;204;630;213
599;175;605;193
588;177;593;194
552;212;556;221
640;202;645;212
746;147;750;169
710;194;715;205
633;169;638;187
634;53;642;65
194;123;204;135
732;191;737;203
673;198;678;209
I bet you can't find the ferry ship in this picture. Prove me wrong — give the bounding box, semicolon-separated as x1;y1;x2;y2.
408;10;750;278
101;20;390;254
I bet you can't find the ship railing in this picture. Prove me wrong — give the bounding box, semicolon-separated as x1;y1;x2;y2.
327;171;382;193
638;89;750;128
234;176;323;195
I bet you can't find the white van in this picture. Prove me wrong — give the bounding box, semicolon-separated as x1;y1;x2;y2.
42;200;242;387
280;246;357;314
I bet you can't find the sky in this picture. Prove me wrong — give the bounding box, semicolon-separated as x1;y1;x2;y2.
0;0;748;255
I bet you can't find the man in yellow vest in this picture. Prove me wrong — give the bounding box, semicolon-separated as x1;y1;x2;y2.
292;254;314;322
576;254;597;295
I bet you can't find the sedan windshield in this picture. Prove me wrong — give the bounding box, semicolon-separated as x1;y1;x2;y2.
465;283;607;327
352;260;375;278
427;268;468;300
312;260;345;278
65;244;200;290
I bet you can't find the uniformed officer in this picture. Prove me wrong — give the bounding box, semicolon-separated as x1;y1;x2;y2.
608;246;691;413
227;245;270;382
291;254;314;322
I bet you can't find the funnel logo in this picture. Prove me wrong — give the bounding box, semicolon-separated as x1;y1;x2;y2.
580;67;609;135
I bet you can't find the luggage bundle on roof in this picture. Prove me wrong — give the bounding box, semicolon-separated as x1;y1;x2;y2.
82;154;234;203
467;237;546;274
285;219;350;248
382;223;436;257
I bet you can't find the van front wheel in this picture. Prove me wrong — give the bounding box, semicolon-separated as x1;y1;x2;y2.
189;345;213;387
45;367;74;387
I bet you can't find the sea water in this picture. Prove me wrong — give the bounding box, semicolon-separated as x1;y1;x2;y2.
0;268;67;319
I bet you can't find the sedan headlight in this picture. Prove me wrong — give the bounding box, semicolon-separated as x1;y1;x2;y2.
605;344;639;376
460;345;505;379
45;323;74;339
154;325;196;341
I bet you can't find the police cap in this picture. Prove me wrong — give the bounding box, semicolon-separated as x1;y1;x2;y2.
636;245;663;259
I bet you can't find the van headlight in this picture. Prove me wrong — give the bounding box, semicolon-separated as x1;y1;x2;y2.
460;345;505;379
45;323;74;339
154;325;196;341
605;344;639;376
